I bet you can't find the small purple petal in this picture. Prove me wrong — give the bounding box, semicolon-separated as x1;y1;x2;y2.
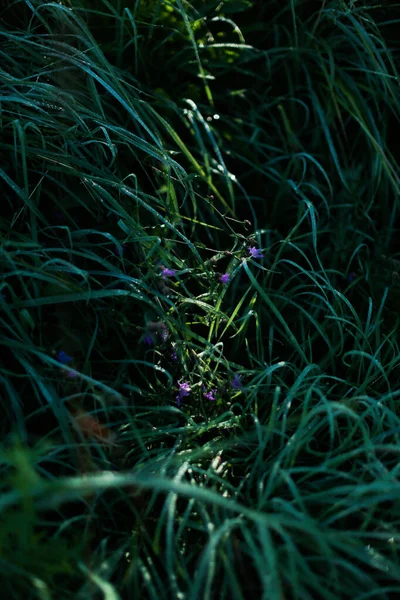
56;351;73;365
248;246;264;259
203;389;217;402
171;350;178;362
115;244;125;257
220;273;230;285
348;272;356;282
67;369;78;379
161;268;177;280
143;334;154;346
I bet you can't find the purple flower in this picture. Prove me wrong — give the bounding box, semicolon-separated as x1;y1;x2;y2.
220;273;230;285
231;374;243;390
161;267;177;280
67;369;79;379
248;246;264;259
203;389;217;402
143;334;154;346
176;380;191;407
171;349;178;362
56;351;73;365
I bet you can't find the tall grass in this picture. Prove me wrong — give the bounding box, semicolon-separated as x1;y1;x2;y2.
2;0;400;598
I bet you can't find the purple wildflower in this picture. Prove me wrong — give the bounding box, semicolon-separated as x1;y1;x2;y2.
203;389;217;402
171;349;178;362
67;369;79;379
161;267;177;280
220;273;230;285
56;351;73;365
176;380;191;407
248;246;264;259
231;374;243;390
143;334;154;346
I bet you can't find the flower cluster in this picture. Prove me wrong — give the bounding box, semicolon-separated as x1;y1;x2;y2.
174;374;244;407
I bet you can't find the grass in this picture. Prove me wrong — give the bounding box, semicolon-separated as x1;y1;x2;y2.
2;0;400;597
